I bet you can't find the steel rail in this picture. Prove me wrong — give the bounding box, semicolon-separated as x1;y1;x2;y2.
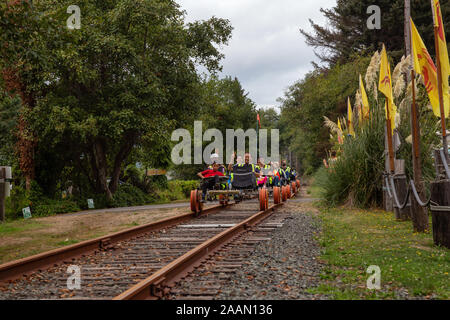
114;190;298;300
114;204;282;300
0;204;232;282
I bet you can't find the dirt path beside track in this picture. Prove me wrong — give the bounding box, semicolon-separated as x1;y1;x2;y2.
0;203;213;264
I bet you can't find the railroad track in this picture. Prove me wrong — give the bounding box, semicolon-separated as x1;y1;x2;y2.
0;188;299;300
166;211;292;300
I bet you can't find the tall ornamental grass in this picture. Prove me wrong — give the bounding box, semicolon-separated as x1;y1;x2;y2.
315;51;441;209
316;106;385;207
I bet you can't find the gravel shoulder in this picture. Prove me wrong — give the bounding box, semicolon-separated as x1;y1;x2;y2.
216;200;328;300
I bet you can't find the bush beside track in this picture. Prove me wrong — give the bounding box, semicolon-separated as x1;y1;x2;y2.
4;180;198;221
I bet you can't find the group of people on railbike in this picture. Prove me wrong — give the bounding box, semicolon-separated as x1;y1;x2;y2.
197;152;298;202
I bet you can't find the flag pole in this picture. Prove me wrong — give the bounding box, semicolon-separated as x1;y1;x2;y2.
347;97;350;130
411;70;420;159
432;3;449;160
410;67;430;231
386;100;396;174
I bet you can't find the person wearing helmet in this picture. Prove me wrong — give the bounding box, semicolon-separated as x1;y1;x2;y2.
197;162;225;202
272;161;281;187
280;160;291;185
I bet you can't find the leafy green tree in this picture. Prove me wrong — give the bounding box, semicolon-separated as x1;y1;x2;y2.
0;0;60;189
1;0;232;200
279;55;371;174
0;91;21;166
200;76;257;130
258;107;280;131
171;75;258;179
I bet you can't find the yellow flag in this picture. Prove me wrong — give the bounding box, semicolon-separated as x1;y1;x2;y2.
431;0;450;118
347;97;355;137
359;74;370;119
378;44;397;131
411;18;448;118
337;118;343;144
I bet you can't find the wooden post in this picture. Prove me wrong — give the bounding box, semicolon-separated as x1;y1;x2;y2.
409;70;430;232
386;100;395;174
392;160;411;221
404;0;411;58
430;180;450;248
393;174;412;221
0;168;5;222
383;122;394;212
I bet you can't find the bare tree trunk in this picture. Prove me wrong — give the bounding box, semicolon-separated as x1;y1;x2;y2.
2;69;36;191
109;133;136;194
92;139;112;201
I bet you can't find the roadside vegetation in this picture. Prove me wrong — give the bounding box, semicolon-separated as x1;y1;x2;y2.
3;177;198;221
0;1;262;223
310;201;449;300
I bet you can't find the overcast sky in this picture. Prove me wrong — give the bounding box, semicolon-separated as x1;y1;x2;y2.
178;0;336;110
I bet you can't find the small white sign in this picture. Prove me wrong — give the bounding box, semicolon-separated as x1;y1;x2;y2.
22;207;32;219
87;199;94;209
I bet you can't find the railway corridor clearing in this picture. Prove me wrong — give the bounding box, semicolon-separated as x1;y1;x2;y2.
0;188;324;300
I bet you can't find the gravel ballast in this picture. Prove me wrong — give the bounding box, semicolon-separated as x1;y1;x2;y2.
216;202;327;300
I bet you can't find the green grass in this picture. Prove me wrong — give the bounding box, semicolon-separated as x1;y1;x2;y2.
311;205;450;299
56;239;79;246
307;185;324;198
0;220;48;235
122;221;140;228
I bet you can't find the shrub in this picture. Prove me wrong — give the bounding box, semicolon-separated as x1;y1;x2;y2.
5;181;81;219
177;180;199;197
316;106;385;208
5;185;32;220
110;184;155;207
155;180;199;202
31;200;80;217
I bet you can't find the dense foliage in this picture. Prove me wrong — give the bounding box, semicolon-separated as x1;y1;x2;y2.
0;0;248;219
171;75;259;179
311;51;441;208
301;0;450;66
279;55;372;175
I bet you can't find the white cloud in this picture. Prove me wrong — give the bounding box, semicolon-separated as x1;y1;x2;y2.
178;0;336;108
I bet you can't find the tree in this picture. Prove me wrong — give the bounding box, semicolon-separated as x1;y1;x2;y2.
0;0;56;189
171;75;258;179
258;107;280;131
300;0;450;66
0;91;21;166
1;0;233;200
279;56;371;174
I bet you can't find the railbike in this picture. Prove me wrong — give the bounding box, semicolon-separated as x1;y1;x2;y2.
190;166;301;215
